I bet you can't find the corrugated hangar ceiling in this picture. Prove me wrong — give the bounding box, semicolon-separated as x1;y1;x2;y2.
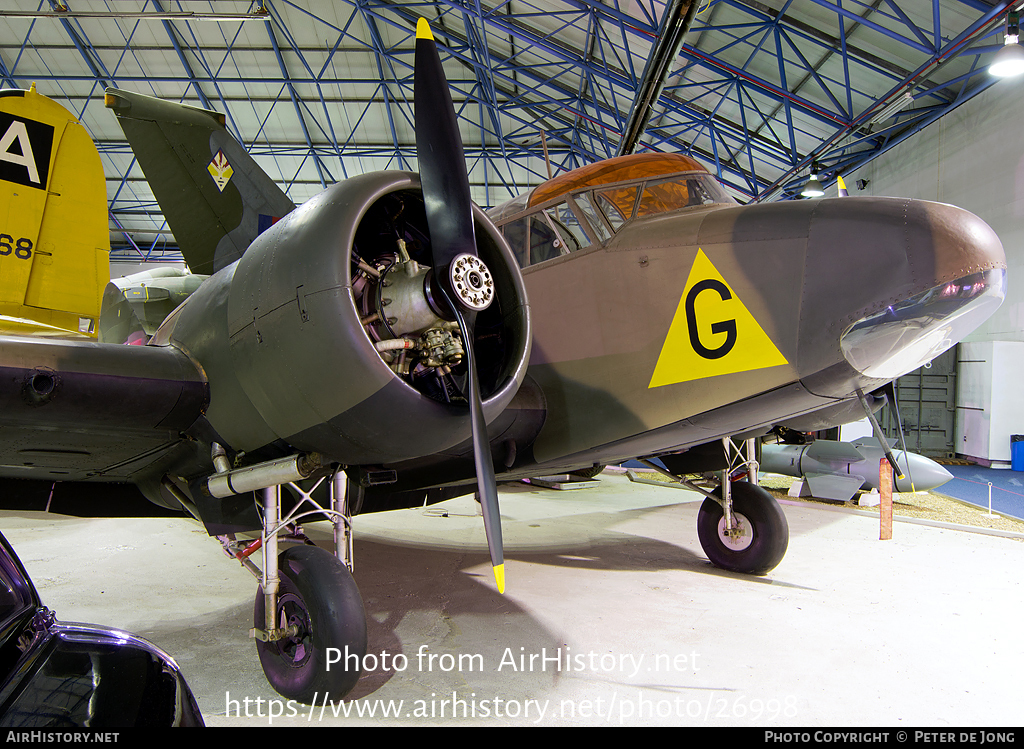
0;0;1016;262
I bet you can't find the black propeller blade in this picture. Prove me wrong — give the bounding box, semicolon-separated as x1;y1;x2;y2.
414;18;504;593
415;19;475;268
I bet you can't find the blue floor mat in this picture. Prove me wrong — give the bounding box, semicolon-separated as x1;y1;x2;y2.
933;463;1024;521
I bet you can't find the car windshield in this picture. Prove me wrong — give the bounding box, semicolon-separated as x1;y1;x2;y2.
0;538;36;631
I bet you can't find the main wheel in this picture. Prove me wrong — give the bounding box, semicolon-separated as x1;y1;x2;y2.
255;545;367;704
696;482;789;575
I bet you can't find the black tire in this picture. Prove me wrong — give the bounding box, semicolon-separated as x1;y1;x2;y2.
569;463;605;479
255;545;367;704
696;482;789;575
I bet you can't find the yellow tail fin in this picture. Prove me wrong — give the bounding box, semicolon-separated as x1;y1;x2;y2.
0;84;109;337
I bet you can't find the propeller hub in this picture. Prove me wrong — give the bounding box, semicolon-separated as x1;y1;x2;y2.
448;253;494;311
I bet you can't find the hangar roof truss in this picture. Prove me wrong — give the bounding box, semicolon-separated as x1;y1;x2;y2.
0;0;1012;261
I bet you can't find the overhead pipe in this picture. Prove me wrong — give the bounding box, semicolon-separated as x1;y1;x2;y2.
616;0;699;156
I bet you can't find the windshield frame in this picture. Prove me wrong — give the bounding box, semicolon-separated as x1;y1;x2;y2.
491;169;735;269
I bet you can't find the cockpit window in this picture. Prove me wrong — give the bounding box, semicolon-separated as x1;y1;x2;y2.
544;202;590;253
529;214;563;264
502;201;596;268
493;168;737;269
572;192;611;243
595;185;640;231
501;217;529;268
636;175;734;218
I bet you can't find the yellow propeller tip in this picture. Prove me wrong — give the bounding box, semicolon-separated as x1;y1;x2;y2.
493;563;505;595
416;18;434;41
837;175;847;190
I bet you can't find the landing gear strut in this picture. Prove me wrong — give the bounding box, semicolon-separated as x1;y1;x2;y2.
214;460;368;704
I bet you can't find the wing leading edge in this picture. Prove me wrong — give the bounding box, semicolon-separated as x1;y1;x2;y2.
0;335;207;484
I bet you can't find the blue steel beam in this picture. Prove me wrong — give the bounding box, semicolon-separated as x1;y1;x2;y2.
371;0;828;191
768;0;1012;199
151;0;213;110
263;14;331;188
21;0;1004;238
352;0;414;170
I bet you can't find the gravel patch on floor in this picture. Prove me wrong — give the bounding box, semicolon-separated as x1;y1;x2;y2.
759;475;1024;534
627;470;1024;534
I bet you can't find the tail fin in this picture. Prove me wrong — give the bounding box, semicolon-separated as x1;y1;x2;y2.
104;88;295;275
0;84;109;338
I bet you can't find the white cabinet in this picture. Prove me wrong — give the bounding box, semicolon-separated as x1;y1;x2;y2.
955;341;1024;467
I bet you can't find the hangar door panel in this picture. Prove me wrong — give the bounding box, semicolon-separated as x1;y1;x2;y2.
879;345;957;458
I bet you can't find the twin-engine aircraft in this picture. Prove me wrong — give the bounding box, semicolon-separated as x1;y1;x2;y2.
0;20;1007;704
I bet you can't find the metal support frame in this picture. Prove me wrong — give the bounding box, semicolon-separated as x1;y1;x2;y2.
638;435;759;537
4;1;1007;244
216;467;354;644
722;436;760;487
720;436;758;536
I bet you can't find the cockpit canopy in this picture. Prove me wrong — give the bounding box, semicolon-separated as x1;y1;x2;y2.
487;153;734;269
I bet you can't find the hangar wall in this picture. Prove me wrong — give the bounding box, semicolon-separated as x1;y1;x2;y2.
845;78;1024;465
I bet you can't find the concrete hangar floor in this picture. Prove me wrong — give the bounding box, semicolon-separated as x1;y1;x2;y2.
2;470;1022;727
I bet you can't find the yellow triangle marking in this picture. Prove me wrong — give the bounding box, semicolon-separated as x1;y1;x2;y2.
649;249;788;388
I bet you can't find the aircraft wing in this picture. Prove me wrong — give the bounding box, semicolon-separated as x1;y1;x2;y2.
0;86;208;494
0;334;207;484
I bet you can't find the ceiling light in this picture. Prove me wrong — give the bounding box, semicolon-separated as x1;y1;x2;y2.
991;11;1024;78
801;164;824;198
869;93;914;126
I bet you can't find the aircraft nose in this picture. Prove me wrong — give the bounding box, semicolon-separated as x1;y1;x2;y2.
800;198;1006;385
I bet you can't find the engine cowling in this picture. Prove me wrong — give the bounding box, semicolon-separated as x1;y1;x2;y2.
163;171;530;465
